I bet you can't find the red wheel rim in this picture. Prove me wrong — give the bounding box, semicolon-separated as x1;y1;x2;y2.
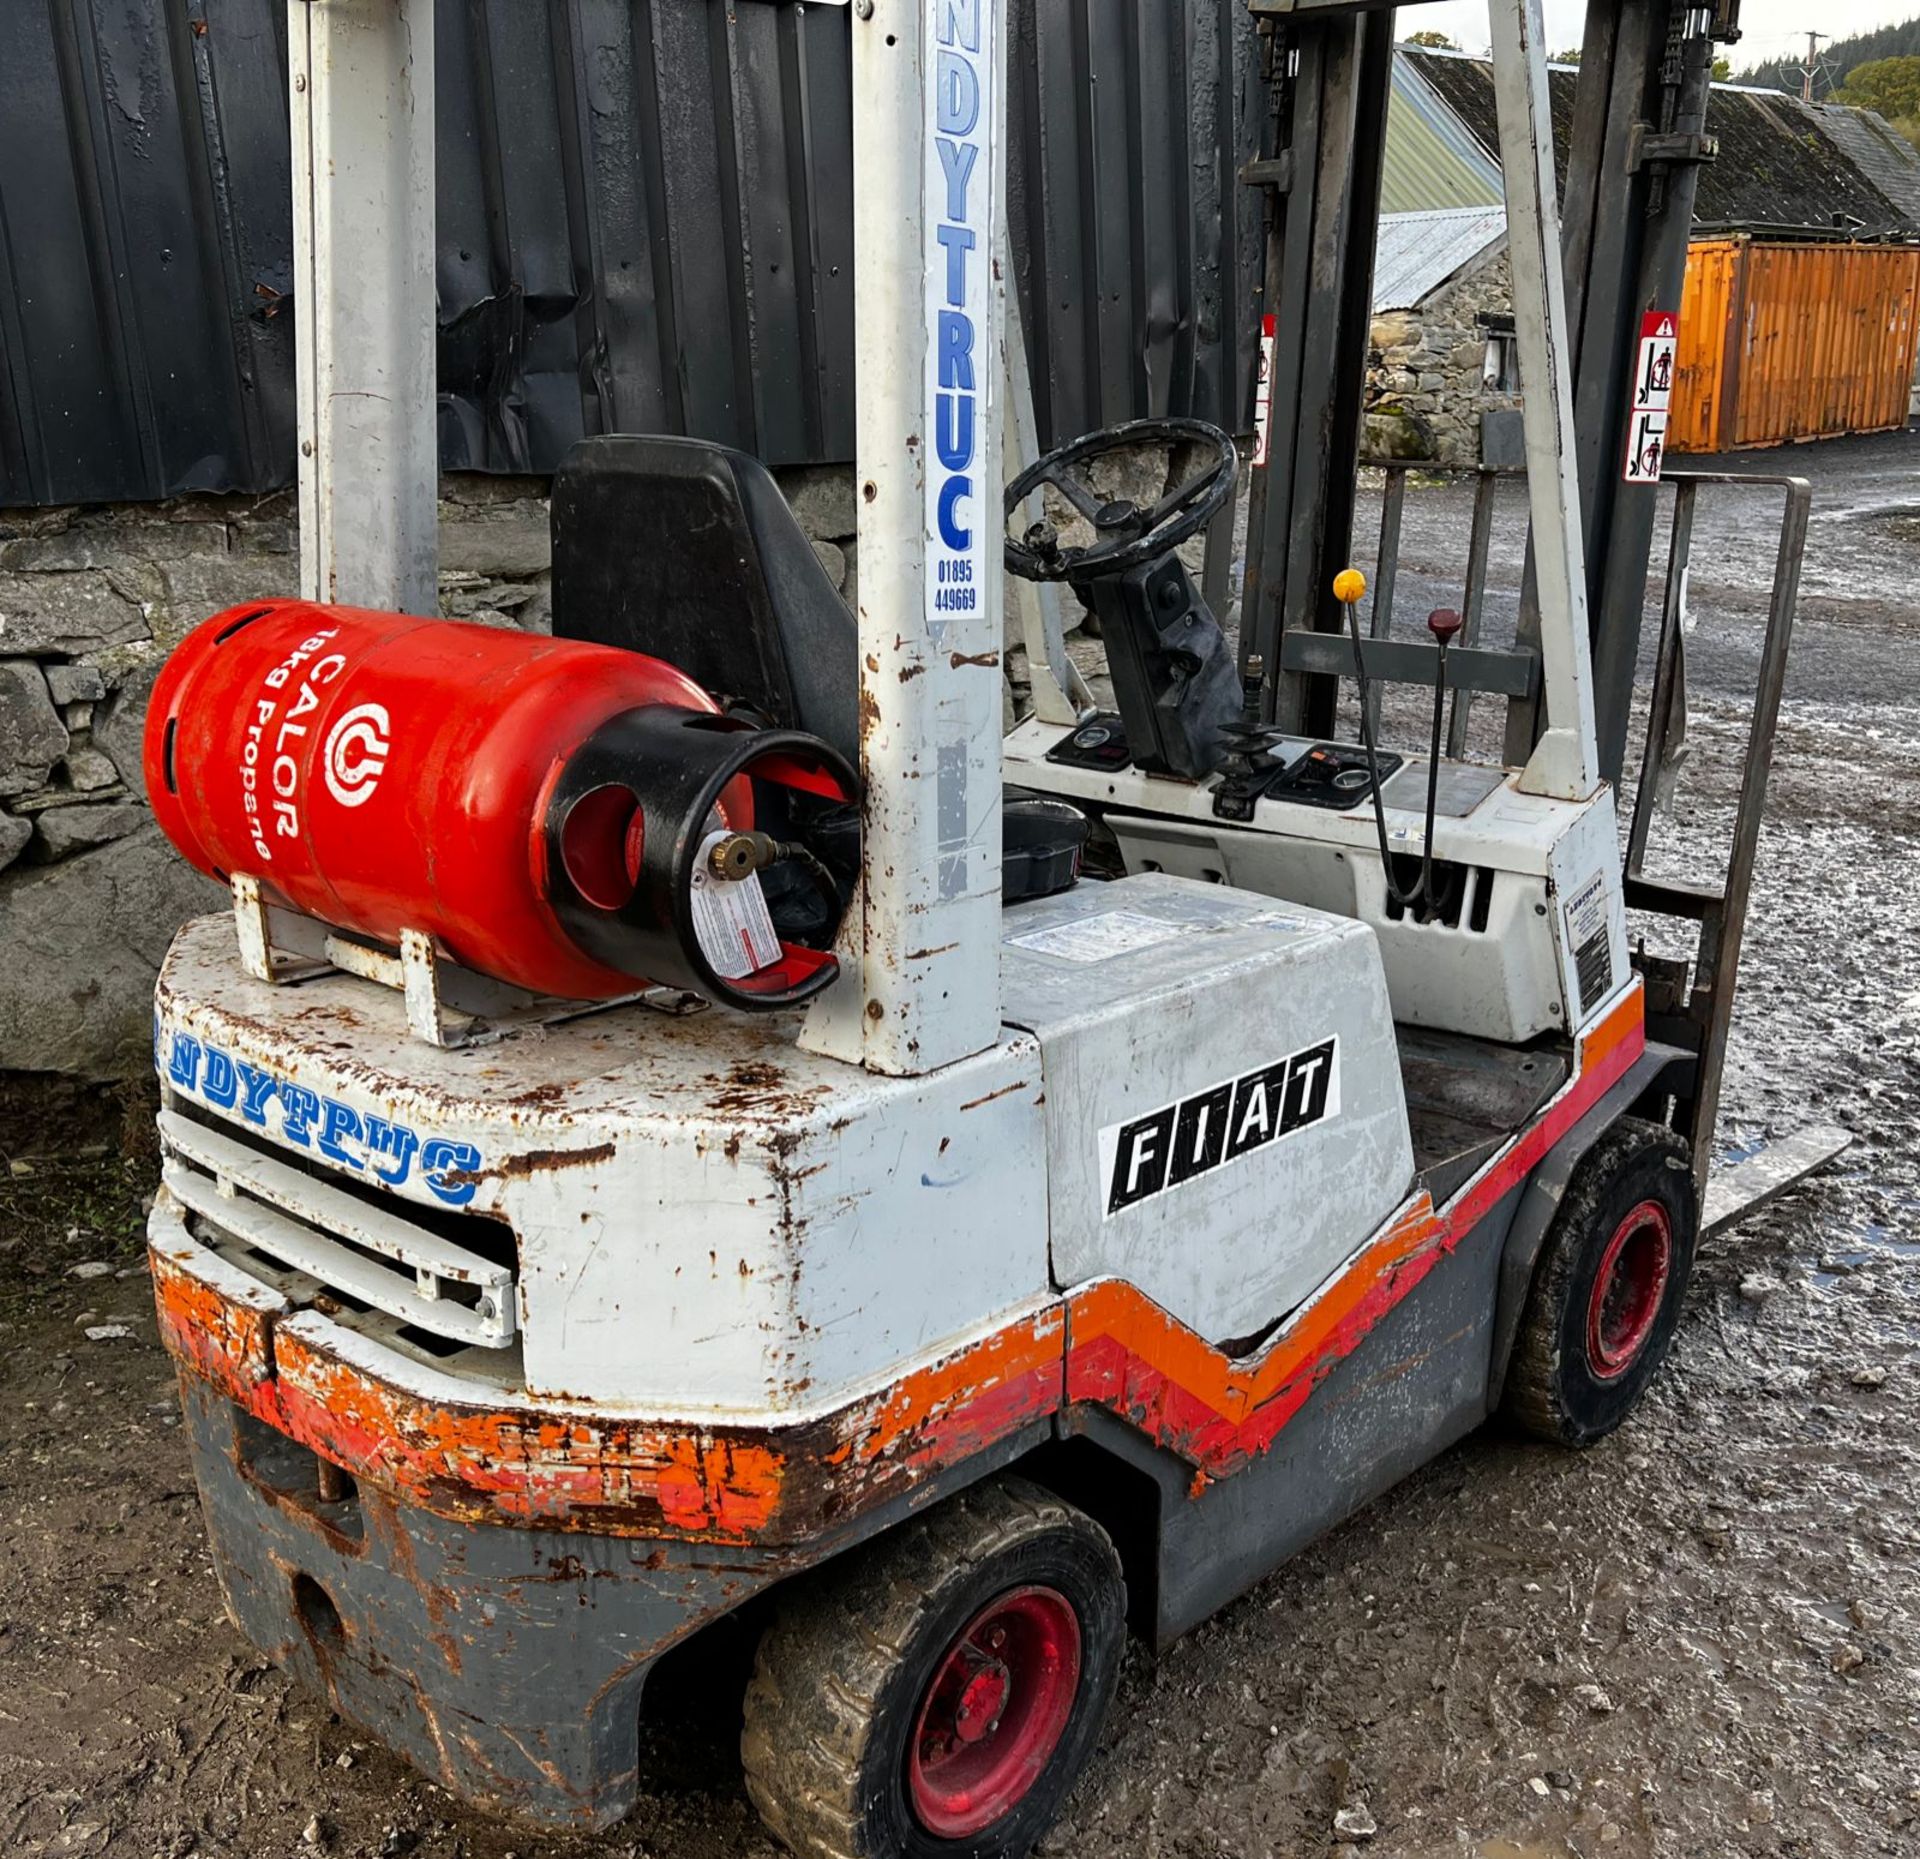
1586;1198;1673;1379
907;1585;1082;1838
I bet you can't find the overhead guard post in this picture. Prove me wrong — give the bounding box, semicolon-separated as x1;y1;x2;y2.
803;0;1008;1074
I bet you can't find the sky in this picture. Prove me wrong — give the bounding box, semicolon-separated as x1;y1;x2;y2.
1409;0;1918;79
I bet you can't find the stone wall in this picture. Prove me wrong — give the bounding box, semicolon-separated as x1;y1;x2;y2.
1365;248;1517;468
0;468;859;1087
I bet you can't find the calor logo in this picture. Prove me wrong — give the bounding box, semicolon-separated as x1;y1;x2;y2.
323;703;391;807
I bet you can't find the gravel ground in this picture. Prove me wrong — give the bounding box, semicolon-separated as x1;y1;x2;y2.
2;432;1916;1859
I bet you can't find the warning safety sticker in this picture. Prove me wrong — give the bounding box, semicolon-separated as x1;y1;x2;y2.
1623;310;1678;485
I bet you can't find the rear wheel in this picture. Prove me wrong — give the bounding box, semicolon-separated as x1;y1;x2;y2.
1504;1117;1697;1447
741;1476;1126;1859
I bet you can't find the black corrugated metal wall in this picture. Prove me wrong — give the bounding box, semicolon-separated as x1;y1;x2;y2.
0;0;1260;509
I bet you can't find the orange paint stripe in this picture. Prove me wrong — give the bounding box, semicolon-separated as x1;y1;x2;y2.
155;1238;1064;1542
151;1245;274;1390
827;1305;1066;1470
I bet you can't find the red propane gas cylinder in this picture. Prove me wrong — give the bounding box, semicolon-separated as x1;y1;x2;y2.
145;599;752;1001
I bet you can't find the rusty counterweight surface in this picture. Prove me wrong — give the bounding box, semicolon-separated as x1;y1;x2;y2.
152;1212;1066;1546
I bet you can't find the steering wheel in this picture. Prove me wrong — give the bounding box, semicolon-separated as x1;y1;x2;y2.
1004;416;1237;583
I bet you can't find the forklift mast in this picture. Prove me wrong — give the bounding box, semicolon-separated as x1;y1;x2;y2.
1234;0;1773;1184
1239;0;1731;782
1243;0;1603;805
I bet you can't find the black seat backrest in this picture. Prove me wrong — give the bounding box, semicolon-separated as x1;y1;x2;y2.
550;435;857;765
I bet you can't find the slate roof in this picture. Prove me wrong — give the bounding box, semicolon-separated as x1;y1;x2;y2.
1810;102;1920;228
1396;46;1920;237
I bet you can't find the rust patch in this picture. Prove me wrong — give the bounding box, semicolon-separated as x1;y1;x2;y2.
959;1079;1028;1112
949;649;1000;670
502;1080;572;1109
904;943;958;961
702;1057;832;1120
498;1142;617;1181
898;663;926;682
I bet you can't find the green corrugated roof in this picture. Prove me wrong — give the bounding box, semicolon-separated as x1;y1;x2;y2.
1382;50;1504;214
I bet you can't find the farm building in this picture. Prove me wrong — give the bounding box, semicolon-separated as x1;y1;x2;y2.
1371;46;1920;465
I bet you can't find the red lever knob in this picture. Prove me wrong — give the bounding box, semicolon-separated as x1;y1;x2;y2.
1427;606;1464;646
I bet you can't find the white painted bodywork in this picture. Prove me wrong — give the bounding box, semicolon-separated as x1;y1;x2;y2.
1001;876;1411;1343
1542;784;1632;1028
1104;815;1565;1045
1005;719;1627;1044
156;915;1051;1416
154;868;1416;1404
290;0;438;617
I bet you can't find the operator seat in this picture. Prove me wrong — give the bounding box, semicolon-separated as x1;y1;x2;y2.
551;435;858;765
549;434;1087;904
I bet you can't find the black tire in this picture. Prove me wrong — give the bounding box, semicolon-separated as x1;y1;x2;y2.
1504;1117;1697;1447
741;1476;1126;1859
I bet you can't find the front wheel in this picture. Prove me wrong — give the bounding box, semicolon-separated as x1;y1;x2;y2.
1503;1117;1698;1447
741;1476;1126;1859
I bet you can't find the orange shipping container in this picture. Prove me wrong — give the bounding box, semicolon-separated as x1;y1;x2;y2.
1670;238;1920;452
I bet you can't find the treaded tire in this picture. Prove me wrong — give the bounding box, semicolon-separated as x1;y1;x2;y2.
1504;1117;1697;1447
741;1476;1126;1859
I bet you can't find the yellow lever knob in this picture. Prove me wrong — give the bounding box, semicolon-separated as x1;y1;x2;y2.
1332;568;1367;605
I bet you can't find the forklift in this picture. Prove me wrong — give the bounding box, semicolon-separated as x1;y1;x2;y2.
141;1;1833;1854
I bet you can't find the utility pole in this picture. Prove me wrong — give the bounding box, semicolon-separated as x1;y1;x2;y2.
1799;30;1827;104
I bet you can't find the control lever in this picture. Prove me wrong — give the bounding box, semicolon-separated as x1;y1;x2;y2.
1211;652;1291;823
1239;650;1266;722
1333;571;1459;919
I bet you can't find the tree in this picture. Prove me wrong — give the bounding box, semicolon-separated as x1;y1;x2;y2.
1712;57;1731;82
1405;30;1455;49
1550;48;1582;66
1837;54;1920;122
